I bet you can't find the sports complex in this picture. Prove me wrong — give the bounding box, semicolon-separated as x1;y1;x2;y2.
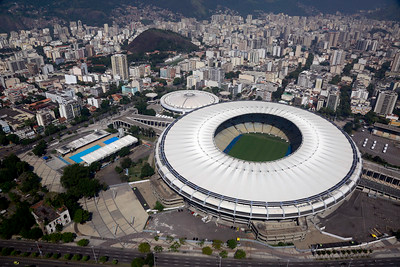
56;130;138;166
155;101;363;222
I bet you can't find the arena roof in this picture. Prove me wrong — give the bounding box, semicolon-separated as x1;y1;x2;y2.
56;130;110;155
81;135;138;165
160;90;219;113
155;101;362;220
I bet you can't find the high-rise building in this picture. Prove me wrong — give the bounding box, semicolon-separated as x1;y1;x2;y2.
374;91;398;115
391;52;400;72
60;99;81;120
331;50;346;66
111;54;128;80
327;91;340;111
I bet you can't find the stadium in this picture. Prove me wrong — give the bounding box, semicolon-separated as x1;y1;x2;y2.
155;101;362;223
160;90;219;113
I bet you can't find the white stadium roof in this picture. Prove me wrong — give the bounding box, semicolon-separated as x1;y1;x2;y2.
160;90;219;113
57;130;109;155
81;135;138;165
155;101;362;220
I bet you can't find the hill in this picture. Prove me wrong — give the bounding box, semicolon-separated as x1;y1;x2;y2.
0;0;399;32
127;29;198;53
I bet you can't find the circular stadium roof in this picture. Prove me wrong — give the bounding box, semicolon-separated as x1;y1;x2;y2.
160;90;219;113
155;101;362;220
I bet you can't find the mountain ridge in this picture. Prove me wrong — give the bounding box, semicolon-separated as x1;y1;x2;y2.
0;0;399;32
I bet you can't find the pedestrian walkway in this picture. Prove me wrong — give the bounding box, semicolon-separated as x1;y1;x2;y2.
78;184;148;241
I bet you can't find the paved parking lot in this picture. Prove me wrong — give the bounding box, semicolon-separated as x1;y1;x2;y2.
320;190;400;242
352;130;400;166
146;209;252;241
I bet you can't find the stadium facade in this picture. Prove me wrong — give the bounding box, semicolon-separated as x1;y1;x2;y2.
155;101;362;223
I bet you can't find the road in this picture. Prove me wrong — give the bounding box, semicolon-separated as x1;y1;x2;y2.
0;240;399;266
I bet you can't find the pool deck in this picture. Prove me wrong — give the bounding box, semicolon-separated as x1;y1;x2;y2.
64;133;119;164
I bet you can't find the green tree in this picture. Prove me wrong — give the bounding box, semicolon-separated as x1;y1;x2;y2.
202;246;213;255
121;157;132;169
227;239;237;249
72;254;82;261
32;140;47;156
115;166;123;174
140;163;155;178
62;232;76;243
118;147;131;157
138;242;151;253
99;256;108;263
234;249;246;259
212;240;223;250
219;250;228;258
73;209;90;223
154;201;164;212
131;257;145;267
77;239;89;247
154;245;163;253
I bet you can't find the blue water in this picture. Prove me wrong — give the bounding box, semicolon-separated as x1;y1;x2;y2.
69;145;102;163
58;156;71;165
223;135;242;153
104;136;119;145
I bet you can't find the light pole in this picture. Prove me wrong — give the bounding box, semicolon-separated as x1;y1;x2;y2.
217;255;221;267
35;241;43;258
91;246;97;263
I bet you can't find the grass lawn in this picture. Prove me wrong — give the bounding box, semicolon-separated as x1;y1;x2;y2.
227;133;289;162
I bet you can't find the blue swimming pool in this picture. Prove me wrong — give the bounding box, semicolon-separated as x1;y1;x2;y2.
69;145;102;163
103;136;119;145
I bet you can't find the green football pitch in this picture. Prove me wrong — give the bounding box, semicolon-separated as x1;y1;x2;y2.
227;133;289;162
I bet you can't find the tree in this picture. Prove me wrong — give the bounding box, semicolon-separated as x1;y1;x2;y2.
0;197;9;210
202;246;213;255
62;232;76;243
115;166;123;174
73;209;90;223
154;245;163;253
227;239;237;249
219;250;228;258
212;240;223;250
343;122;353;134
72;254;82;261
129;126;140;136
33;140;47;156
77;239;90;247
140;163;155;178
138;242;151;253
61;165;102;198
119;147;131;157
89;162;101;173
121;157;132;169
99;256;108;263
81;107;90;117
154;201;164;212
234;249;246;259
131;257;145;267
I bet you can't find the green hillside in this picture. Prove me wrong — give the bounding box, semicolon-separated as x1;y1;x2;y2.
127;29;198;53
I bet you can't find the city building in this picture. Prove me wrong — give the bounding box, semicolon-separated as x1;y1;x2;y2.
111;54;128;80
31;200;71;234
374;90;398;115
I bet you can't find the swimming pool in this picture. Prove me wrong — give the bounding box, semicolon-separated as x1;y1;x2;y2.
103;136;119;145
69;145;102;163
